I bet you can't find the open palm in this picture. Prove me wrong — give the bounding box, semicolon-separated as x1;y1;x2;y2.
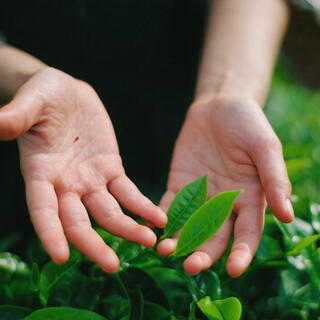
158;98;293;277
0;68;166;272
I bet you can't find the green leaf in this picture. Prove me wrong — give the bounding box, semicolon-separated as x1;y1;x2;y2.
24;307;107;320
39;258;80;306
287;234;320;256
143;301;170;320
189;301;196;320
195;270;221;300
173;190;242;257
0;305;32;320
30;263;40;291
162;176;208;239
197;297;242;320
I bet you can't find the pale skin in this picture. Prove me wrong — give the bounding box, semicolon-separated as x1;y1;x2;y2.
0;0;293;276
157;0;293;277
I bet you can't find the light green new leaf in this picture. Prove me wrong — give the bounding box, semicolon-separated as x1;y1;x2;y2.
24;307;107;320
197;296;242;320
173;190;242;257
162;176;208;239
287;234;320;256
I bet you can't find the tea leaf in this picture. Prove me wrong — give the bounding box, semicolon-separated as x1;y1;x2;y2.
287;234;320;256
173;190;242;257
0;305;32;320
24;307;107;320
197;296;242;320
162;176;208;239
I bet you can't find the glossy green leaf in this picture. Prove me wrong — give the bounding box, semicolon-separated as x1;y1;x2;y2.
197;296;242;320
195;270;221;300
39;258;80;306
162;176;208;239
287;234;320;256
173;190;242;257
0;305;32;320
24;307;107;320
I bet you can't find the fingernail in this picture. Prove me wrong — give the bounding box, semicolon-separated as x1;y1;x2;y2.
286;199;295;219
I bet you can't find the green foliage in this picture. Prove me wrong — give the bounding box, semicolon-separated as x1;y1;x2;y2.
162;175;207;239
24;307;107;320
1;65;320;319
173;190;242;257
197;297;242;320
0;305;32;320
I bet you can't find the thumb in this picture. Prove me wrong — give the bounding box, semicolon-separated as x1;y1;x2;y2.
252;135;294;223
0;83;43;140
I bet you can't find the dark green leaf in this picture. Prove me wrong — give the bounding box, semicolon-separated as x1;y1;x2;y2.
162;176;208;239
30;263;40;291
197;296;242;320
189;301;196;320
194;270;221;300
0;305;32;320
24;307;107;320
143;301;170;320
173;190;242;257
39;258;80;306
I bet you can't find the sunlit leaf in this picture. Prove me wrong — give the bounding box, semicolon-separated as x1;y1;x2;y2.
197;296;242;320
173;190;242;257
287;235;320;256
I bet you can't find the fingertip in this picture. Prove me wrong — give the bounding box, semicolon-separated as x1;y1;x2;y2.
157;238;176;257
226;250;251;278
155;208;168;228
50;243;70;264
183;251;211;275
140;226;157;248
284;198;294;223
101;254;120;273
266;189;295;223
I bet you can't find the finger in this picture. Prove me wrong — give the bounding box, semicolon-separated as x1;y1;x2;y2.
226;204;265;277
0;82;43;140
252;135;294;223
157;234;179;257
156;189;183;256
25;179;69;264
158;189;176;212
82;188;157;248
108;175;167;228
183;216;234;275
59;192;119;273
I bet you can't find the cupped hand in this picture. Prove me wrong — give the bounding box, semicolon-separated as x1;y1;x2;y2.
0;67;167;272
157;97;293;277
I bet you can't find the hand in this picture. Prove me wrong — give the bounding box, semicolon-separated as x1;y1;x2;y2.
0;67;167;272
157;97;293;277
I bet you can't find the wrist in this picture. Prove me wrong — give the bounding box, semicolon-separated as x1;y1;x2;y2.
0;44;47;103
194;70;267;108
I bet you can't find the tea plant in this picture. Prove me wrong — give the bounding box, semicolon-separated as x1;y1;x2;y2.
1;65;320;319
0;177;243;320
